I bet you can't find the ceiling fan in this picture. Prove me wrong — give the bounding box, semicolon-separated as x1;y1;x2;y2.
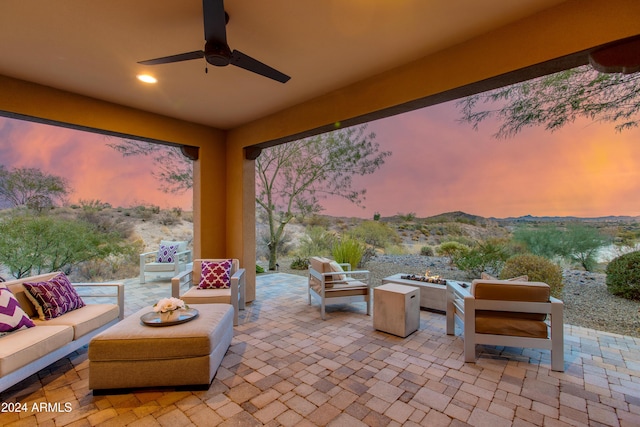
138;0;290;83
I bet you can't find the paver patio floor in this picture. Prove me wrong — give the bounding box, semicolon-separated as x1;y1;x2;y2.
1;273;639;426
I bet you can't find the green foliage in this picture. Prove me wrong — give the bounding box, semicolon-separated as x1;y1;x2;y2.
0;212;133;279
349;220;400;249
398;212;416;222
500;254;564;299
513;223;609;271
563;223;610;271
436;241;469;263
605;251;640;300
373;212;381;221
256;264;265;274
332;238;365;269
289;256;309;270
420;246;434;256
457;65;640;138
452;239;509;278
0;166;70;211
513;225;565;259
297;226;336;258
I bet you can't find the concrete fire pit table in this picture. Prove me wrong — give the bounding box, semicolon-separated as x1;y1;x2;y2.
381;273;458;313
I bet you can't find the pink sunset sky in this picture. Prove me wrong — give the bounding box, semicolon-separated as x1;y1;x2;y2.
1;98;640;219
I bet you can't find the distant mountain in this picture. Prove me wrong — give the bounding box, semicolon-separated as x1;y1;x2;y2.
492;214;640;224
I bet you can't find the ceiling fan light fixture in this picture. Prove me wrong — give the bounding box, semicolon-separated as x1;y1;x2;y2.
137;74;157;84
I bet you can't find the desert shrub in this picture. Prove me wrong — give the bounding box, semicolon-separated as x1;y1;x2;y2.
333;238;365;269
304;215;332;228
373;212;381;221
290;256;309;270
76;209;134;239
436;241;469;263
297;226;336;258
398;212;416;222
79;199;111;211
349;220;400;249
605;251;640;300
256;264;265;274
158;210;180;226
420;246;434;256
500;253;564;298
452;239;509;278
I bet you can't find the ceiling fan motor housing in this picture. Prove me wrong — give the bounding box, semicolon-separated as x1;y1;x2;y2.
205;40;231;66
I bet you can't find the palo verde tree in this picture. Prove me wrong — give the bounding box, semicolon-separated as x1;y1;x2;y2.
256;125;391;270
0;166;70;211
457;65;640;138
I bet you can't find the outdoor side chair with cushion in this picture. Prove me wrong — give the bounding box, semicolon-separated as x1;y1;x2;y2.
140;240;192;284
172;259;245;326
308;256;372;320
446;278;564;371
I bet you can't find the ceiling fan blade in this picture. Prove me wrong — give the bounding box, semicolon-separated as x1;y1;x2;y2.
138;51;205;65
202;0;227;44
230;50;290;83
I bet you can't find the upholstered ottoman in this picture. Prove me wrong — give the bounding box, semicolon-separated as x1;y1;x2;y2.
88;303;233;393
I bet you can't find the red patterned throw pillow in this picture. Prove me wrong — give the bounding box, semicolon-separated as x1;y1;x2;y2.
198;260;232;289
23;273;85;320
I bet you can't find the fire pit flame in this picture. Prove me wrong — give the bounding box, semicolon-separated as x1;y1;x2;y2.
399;273;447;285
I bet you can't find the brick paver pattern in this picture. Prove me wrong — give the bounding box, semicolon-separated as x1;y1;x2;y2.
1;273;639;426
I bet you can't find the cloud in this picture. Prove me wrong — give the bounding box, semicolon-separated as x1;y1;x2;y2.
0;117;193;210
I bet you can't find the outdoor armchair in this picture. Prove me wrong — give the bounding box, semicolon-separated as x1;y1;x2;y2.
446;278;564;371
308;256;372;320
140;240;192;284
172;258;245;326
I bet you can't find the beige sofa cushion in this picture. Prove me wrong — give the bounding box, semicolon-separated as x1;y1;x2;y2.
181;286;231;304
0;325;74;376
33;304;119;340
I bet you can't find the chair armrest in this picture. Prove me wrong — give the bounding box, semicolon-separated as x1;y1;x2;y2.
176;249;192;261
230;268;245;296
171;269;193;298
73;283;125;320
321;269;370;285
338;263;352;271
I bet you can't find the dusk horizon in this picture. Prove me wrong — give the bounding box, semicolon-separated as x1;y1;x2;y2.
2;98;640;219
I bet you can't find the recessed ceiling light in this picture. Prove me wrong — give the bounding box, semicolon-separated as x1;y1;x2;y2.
137;74;157;84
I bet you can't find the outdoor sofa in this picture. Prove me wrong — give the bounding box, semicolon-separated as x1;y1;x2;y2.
0;272;124;392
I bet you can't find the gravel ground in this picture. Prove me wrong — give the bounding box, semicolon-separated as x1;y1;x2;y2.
268;254;640;338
